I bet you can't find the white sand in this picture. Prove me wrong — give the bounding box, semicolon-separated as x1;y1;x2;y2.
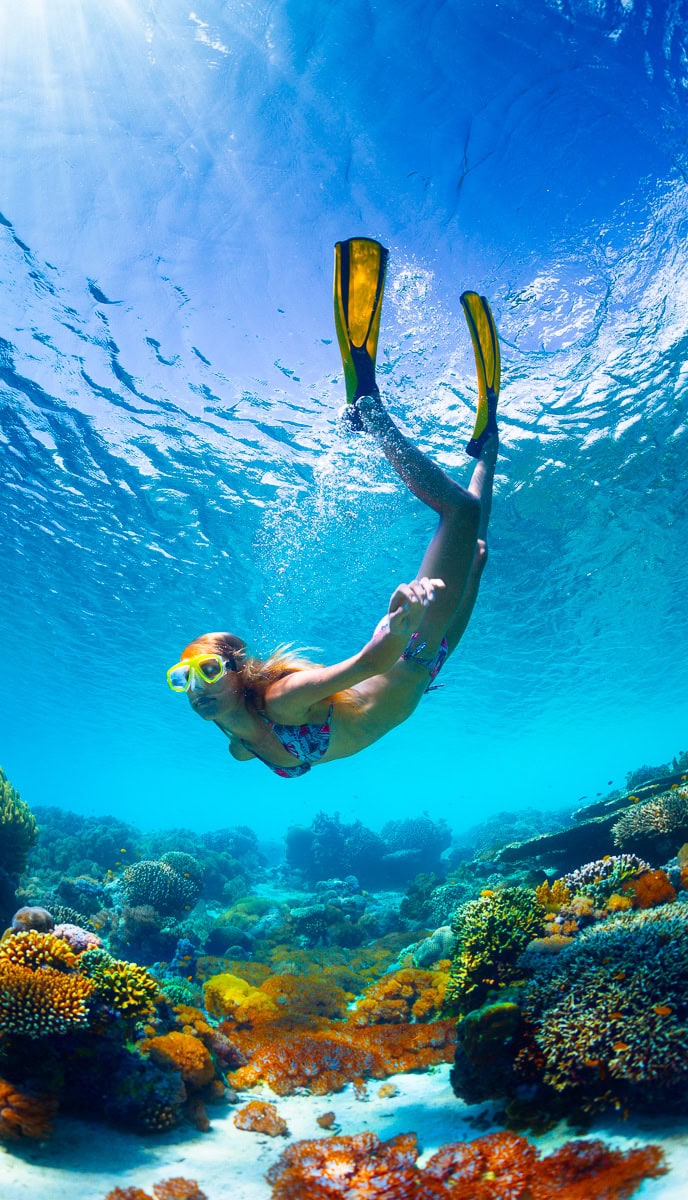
1;1067;686;1199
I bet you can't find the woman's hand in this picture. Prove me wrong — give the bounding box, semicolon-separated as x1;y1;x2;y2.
386;576;446;639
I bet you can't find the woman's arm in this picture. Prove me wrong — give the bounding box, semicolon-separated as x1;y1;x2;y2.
266;576;444;722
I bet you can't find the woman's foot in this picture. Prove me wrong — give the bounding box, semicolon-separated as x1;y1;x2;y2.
340;391;385;434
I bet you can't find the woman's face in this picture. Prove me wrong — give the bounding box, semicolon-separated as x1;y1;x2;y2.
184;653;239;721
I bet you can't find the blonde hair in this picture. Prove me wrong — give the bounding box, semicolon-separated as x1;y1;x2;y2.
180;632;361;712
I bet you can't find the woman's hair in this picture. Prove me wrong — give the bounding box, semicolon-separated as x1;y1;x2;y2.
180;632;360;711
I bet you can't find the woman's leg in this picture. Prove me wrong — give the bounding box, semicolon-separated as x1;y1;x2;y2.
359;394;482;651
444;430;498;653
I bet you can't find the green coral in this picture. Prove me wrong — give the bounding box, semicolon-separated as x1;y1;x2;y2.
445;886;546;1015
79;949;160;1021
0;767;38;876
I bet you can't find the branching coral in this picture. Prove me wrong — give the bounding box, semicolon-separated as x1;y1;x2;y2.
535;879;571;911
518;900;688;1112
234;1099;289;1136
561;856;651;904
266;1130;665;1199
0;929;77;971
0;766;38;877
80;949;160;1021
0;1078;57;1139
0;959;94;1037
612;787;688;854
446;887;546;1015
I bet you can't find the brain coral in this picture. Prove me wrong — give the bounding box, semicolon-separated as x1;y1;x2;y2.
519;900;688;1112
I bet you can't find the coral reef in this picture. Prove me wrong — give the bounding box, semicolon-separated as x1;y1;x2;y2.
0;767;38;879
141;1032;215;1089
80;949;160;1021
0;1078;57;1139
612;786;688;859
10;905;55;932
0;957;94;1037
122;859;201;919
267;1130;665;1199
347;966;449;1025
446;886;546;1015
234;1099;289;1136
104;1181;207;1200
560;855;651;904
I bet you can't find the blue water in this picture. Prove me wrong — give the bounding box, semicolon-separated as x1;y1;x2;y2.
1;0;687;838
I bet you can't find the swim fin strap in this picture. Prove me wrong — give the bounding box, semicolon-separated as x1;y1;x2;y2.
334;238;389;417
461;291;500;458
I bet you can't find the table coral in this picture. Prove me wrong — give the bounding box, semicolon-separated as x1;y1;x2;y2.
0;1078;57;1139
266;1129;665;1199
234;1099;289;1136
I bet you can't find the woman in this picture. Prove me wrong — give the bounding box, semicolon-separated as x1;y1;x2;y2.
166;241;500;778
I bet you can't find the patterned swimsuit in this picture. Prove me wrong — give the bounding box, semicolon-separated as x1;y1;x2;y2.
241;705;334;778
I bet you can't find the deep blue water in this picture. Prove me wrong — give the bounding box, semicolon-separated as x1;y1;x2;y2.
1;0;687;838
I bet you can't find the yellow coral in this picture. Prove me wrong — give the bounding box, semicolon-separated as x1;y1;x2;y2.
203;973;279;1025
0;961;94;1038
0;931;77;972
84;957;160;1020
535;879;571;912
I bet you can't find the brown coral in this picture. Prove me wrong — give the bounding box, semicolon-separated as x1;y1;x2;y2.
141;1032;215;1089
0;1078;57;1139
104;1190;153;1200
234;1100;289;1136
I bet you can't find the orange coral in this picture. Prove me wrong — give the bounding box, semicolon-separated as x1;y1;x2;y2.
104;1190;152;1200
347;967;448;1026
606;893;633;913
266;1130;666;1199
622;869;676;910
140;1032;214;1089
152;1180;207;1200
229;1019;456;1095
0;1078;57;1139
0;960;94;1037
234;1100;289;1136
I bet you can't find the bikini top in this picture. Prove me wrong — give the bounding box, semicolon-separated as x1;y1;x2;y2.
240;704;334;779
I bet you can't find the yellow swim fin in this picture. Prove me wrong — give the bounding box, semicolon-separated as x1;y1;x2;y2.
334;237;389;428
461;291;500;458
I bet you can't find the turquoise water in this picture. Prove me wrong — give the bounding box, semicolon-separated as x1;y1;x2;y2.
1;0;687;838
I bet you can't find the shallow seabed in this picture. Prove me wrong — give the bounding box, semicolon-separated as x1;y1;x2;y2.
1;1067;686;1199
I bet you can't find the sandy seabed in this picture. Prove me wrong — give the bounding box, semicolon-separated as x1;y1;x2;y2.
1;1066;687;1199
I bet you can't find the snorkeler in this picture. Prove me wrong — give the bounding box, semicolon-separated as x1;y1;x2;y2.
166;238;500;778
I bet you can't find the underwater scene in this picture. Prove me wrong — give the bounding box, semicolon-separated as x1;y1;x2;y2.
1;0;688;1197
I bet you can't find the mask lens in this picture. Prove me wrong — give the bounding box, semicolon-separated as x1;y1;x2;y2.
167;664;191;692
197;656;224;682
